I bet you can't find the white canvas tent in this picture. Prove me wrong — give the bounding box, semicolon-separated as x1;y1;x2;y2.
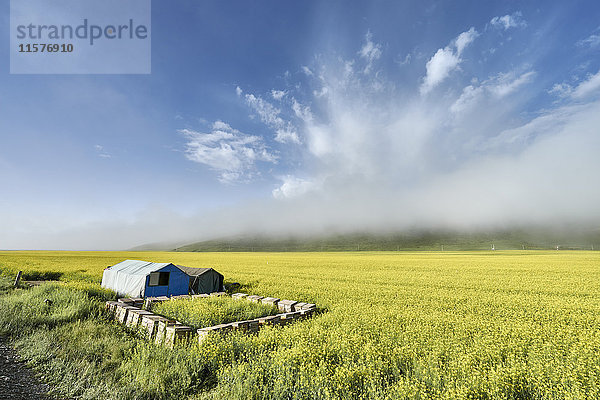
101;259;224;298
101;260;188;298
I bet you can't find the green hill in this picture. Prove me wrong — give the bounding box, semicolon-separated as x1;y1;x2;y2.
173;228;600;252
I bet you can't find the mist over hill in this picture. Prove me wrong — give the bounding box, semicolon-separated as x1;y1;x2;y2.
165;227;600;252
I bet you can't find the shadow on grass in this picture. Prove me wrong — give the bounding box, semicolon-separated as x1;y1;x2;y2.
22;271;63;281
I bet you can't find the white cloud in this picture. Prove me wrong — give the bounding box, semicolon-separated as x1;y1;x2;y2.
305;124;334;158
274;128;301;144
170;28;594;243
577;34;600;48
484;103;580;152
420;28;477;94
272;176;317;199
571;70;600;99
451;70;535;115
212;120;231;131
420;47;461;94
455;27;478;55
94;144;112;159
245;94;281;126
181;121;277;183
488;70;535;97
313;86;329;98
272;38;600;230
490;12;527;30
181;98;600;237
244;93;301;144
397;53;412;66
235;86;243;96
450;84;485;114
291;98;313;122
301;66;313;76
548;83;572;97
226;29;598;236
271;90;287;100
358;31;382;74
549;70;600;100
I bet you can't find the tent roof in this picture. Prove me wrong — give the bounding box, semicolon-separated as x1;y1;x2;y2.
176;265;222;277
106;260;174;276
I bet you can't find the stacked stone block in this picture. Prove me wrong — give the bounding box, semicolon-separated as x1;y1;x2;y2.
107;291;318;348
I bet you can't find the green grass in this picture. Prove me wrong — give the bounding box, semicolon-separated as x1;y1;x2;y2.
0;275;17;293
1;251;600;399
0;282;219;399
153;296;279;329
14;320;140;399
0;282;106;336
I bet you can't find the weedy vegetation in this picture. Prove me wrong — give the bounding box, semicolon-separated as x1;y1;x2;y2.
153;296;279;330
1;251;600;399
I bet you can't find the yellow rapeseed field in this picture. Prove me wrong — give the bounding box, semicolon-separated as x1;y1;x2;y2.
1;250;599;398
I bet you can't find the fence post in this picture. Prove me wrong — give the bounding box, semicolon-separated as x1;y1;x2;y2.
14;271;22;287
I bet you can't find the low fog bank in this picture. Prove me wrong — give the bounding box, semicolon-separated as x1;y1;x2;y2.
173;223;600;252
2;185;598;250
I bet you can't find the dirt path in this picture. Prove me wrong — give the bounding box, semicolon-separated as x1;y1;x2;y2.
0;336;52;399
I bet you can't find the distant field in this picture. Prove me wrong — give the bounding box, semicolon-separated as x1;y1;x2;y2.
1;250;600;398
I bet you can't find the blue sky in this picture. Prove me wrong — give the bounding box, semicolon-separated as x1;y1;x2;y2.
1;1;600;249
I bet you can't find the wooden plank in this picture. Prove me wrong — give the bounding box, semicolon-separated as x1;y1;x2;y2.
104;301;120;316
164;324;193;348
126;309;154;329
258;315;281;326
154;319;178;345
140;315;170;340
115;304;137;324
13;271;22;287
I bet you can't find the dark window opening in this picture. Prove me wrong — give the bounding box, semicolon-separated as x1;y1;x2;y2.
149;271;170;287
158;272;170;286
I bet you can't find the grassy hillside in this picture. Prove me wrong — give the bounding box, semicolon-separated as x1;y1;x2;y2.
174;228;600;252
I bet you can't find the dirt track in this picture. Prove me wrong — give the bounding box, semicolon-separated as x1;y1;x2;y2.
0;336;52;399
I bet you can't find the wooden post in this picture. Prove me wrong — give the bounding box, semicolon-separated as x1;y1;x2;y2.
14;271;22;287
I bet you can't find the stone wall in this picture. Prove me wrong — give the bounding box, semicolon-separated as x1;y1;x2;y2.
106;291;317;348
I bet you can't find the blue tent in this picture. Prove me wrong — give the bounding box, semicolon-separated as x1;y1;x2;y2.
101;260;191;298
